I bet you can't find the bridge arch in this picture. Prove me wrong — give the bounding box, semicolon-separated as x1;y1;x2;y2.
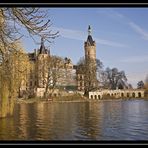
132;92;135;98
121;93;124;97
107;93;110;96
127;93;130;97
89;89;145;99
138;92;141;98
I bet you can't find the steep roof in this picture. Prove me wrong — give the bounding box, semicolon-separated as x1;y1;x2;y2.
87;35;94;46
86;25;95;46
39;38;48;54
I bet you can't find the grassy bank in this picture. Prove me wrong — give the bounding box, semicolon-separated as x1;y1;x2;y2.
16;94;88;104
16;97;43;104
16;94;148;104
52;94;87;102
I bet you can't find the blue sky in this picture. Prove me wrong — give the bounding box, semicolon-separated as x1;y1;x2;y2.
21;8;148;88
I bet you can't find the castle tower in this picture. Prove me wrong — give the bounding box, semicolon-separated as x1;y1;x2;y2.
37;37;50;88
84;25;96;61
84;25;97;94
77;26;98;92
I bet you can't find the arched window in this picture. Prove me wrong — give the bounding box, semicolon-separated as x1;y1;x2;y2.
98;95;101;99
121;93;124;97
138;92;141;98
95;95;97;99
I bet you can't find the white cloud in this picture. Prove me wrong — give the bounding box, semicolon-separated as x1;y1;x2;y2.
129;22;148;40
53;26;127;48
96;8;125;20
95;38;126;48
97;9;148;41
53;27;85;41
120;55;148;63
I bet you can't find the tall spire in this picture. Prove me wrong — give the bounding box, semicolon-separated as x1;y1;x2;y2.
41;37;44;46
88;25;91;36
86;25;94;46
39;37;46;54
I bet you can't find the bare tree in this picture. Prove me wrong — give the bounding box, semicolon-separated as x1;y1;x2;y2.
0;8;58;68
98;70;110;89
44;56;65;99
77;57;103;96
0;8;58;42
0;8;58;117
105;67;127;90
137;80;144;89
145;74;148;89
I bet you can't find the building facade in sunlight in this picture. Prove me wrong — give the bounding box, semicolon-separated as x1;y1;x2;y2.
20;38;76;98
21;26;98;97
27;38;50;97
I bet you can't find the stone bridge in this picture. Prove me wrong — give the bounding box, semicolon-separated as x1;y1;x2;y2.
89;89;145;99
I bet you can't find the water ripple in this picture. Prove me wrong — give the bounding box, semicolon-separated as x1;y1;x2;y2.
0;100;148;140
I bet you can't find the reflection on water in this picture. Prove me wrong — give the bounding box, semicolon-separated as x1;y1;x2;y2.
0;99;148;140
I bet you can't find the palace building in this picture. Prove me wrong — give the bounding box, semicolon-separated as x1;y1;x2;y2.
20;25;97;98
20;38;76;98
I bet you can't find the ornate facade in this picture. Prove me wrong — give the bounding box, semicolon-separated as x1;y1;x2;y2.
20;38;76;98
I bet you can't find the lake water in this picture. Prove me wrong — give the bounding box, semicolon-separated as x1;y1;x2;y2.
0;99;148;141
